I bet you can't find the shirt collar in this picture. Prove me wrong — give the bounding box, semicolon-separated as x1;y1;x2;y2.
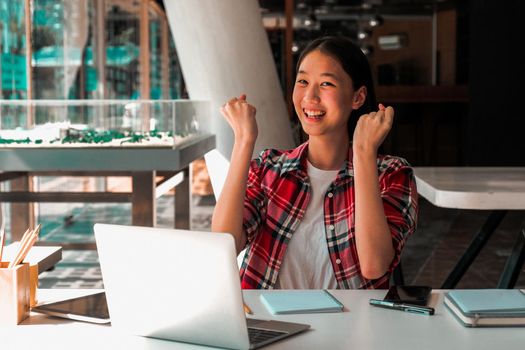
279;141;355;179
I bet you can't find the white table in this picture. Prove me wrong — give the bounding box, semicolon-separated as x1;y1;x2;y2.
1;289;524;350
414;167;525;288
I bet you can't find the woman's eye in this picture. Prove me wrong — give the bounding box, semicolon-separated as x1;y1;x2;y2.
321;82;335;87
296;79;308;85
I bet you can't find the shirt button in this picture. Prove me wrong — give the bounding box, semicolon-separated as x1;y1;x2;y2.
328;225;335;230
327;192;333;198
335;259;342;264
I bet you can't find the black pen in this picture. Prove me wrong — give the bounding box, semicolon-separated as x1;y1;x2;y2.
369;298;435;315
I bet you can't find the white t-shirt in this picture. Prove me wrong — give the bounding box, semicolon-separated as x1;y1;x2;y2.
276;160;339;289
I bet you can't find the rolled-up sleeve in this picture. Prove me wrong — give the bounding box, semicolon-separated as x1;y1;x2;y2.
379;158;419;272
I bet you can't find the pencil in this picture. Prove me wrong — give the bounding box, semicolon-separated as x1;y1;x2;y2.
9;227;37;268
15;230;38;266
8;228;32;268
243;303;253;315
33;223;42;237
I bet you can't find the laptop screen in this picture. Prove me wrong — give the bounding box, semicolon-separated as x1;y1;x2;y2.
94;224;251;349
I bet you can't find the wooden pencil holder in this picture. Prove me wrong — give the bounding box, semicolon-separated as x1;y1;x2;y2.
0;262;31;325
29;263;39;307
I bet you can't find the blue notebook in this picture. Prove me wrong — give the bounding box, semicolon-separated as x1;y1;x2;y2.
260;290;344;315
446;289;525;314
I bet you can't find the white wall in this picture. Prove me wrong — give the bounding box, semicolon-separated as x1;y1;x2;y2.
164;0;294;198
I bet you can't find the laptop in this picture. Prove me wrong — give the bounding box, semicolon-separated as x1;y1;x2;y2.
93;224;310;349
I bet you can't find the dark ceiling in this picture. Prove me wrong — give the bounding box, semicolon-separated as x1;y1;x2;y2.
259;0;457;16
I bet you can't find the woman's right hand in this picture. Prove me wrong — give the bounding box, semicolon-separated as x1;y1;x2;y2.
220;94;258;145
214;94;257;252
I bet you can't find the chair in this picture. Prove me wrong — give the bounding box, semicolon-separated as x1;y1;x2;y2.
392;262;405;286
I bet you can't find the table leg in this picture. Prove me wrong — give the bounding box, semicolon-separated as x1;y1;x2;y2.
9;175;35;241
132;171;156;227
497;227;525;289
441;210;507;289
175;167;191;229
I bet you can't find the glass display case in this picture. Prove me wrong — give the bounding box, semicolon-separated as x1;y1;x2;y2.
0;99;211;149
0;99;215;173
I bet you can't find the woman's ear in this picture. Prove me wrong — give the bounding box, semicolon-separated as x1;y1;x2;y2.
351;86;367;110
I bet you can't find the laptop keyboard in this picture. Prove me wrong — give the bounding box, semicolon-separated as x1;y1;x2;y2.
248;327;288;344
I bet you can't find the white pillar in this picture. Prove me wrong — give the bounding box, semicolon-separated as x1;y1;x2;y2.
164;0;294;198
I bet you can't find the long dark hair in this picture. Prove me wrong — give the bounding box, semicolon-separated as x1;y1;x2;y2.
296;36;376;138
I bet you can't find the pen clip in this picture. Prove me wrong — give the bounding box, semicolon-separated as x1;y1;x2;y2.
405;307;428;315
404;305;435;316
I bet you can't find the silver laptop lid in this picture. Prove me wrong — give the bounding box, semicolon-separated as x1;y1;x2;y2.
94;224;250;350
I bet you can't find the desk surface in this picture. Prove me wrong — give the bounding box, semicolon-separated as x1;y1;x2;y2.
413;167;525;209
2;288;524;350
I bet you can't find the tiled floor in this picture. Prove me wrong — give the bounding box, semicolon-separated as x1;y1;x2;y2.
408;199;525;289
6;194;525;289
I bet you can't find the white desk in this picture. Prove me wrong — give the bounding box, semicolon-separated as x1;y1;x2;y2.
1;289;524;350
414;167;525;210
414;167;525;288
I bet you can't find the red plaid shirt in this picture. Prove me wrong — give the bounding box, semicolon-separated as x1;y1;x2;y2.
240;141;418;289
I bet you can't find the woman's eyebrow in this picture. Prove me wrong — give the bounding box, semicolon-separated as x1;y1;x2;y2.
320;72;340;81
297;70;340;81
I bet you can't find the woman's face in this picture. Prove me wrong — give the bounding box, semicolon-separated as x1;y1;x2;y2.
292;50;360;141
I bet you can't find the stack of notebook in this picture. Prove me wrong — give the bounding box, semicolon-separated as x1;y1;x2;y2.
444;289;525;327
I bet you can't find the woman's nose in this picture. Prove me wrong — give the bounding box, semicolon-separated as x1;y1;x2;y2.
304;86;320;103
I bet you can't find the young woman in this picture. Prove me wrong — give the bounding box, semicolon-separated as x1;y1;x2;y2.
212;36;418;289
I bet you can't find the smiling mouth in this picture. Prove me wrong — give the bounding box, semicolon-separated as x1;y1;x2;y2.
303;109;326;120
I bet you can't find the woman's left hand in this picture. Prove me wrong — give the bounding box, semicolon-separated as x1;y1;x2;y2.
352;103;394;156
